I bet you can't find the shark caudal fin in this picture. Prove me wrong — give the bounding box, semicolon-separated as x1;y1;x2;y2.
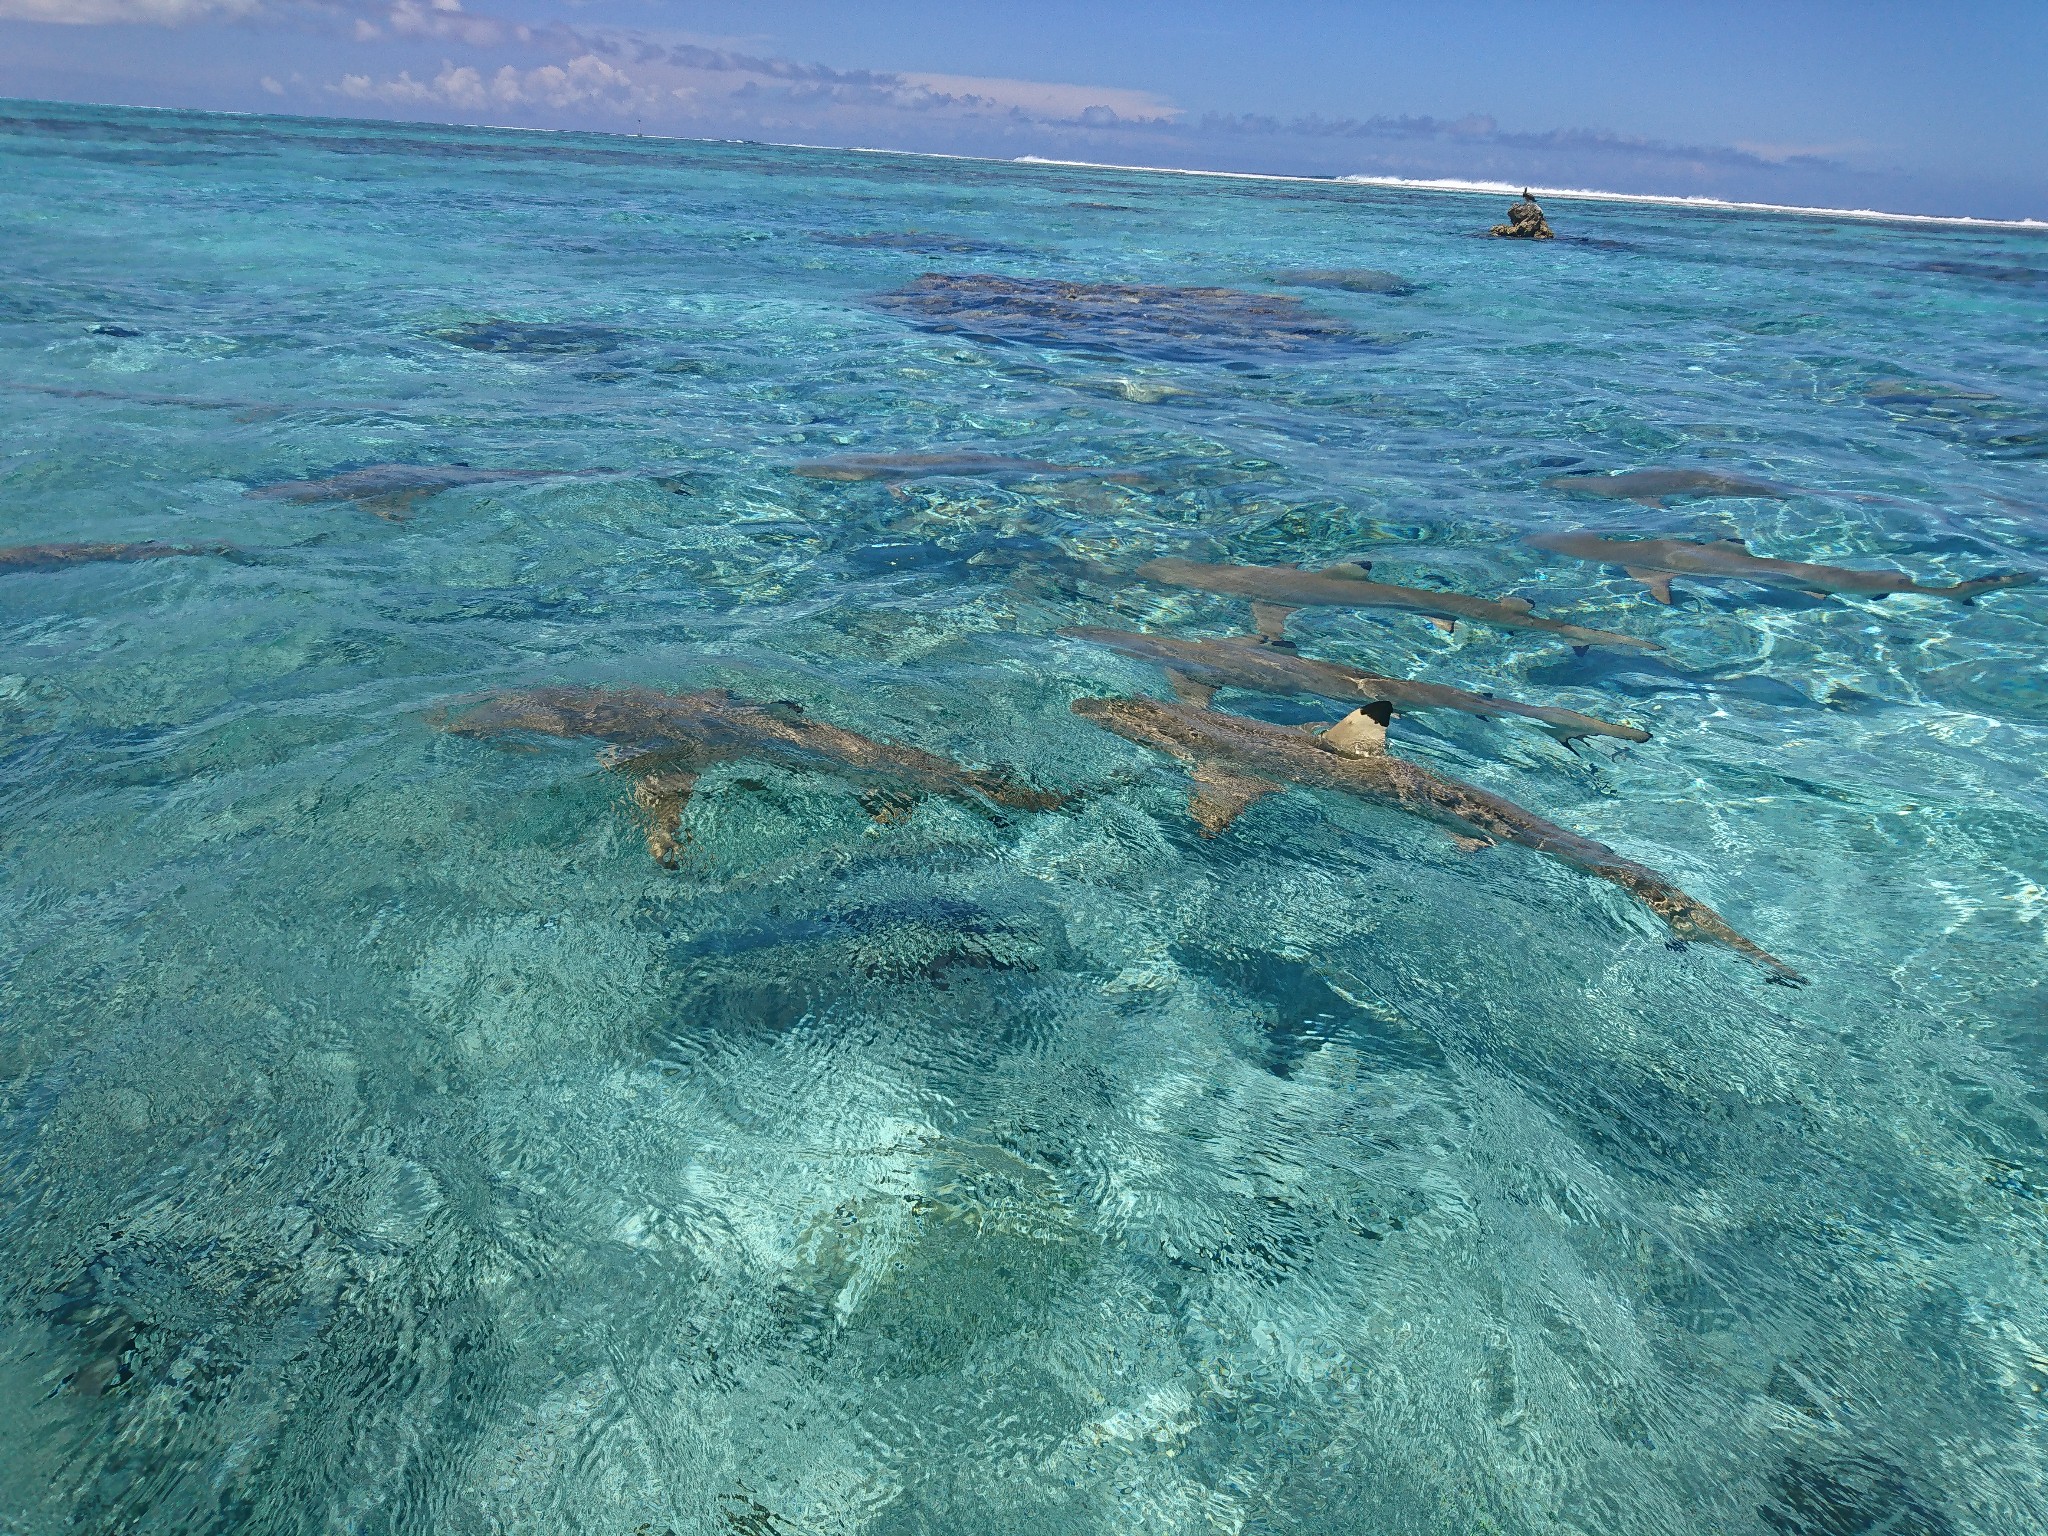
1944;571;2038;604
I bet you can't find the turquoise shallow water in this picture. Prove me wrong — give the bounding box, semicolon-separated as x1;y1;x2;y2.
3;98;2047;1535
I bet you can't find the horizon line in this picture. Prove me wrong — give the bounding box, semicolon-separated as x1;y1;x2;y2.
7;94;2044;232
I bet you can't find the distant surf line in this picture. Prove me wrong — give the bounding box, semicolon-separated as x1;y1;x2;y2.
1004;154;2047;231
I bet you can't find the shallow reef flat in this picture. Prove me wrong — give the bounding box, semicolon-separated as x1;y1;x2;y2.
2;99;2046;1536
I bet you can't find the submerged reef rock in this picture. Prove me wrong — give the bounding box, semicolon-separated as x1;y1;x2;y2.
1491;190;1555;240
1266;268;1417;295
871;273;1373;361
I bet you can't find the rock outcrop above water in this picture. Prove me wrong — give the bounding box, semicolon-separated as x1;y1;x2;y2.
1491;190;1555;240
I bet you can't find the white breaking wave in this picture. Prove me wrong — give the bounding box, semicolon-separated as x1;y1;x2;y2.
1005;154;2045;230
1337;175;2048;230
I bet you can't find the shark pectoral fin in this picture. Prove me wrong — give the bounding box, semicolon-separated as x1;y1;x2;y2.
1164;669;1217;708
1251;602;1297;641
1450;834;1495;852
1317;561;1373;579
1623;567;1675;603
1804;590;1833;600
1322;701;1392;757
632;767;699;867
1497;596;1536;614
1188;764;1280;836
1429;617;1457;633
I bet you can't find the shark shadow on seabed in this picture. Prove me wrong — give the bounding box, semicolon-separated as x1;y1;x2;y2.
870;273;1384;362
437;686;1065;866
1072;694;1804;984
1862;379;2048;462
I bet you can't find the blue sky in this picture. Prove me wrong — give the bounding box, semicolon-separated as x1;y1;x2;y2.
3;1;2044;219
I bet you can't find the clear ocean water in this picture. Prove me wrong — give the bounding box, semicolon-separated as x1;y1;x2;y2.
2;99;2045;1536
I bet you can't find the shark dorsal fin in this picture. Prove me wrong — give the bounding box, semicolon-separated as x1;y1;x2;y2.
1712;537;1751;550
1497;595;1535;613
1323;701;1391;756
1317;561;1374;580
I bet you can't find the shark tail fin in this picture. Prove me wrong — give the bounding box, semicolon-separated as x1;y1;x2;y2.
1945;571;2038;604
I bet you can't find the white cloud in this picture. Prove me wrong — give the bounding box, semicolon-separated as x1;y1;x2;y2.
384;0;502;47
259;74;283;94
335;53;641;115
893;72;1179;125
489;53;633;109
0;0;260;21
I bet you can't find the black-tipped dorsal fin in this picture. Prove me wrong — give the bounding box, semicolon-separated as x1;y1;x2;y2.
1188;763;1280;836
1712;537;1751;550
1164;668;1216;708
1429;616;1457;633
1317;561;1374;580
1251;602;1296;641
1323;701;1391;757
1623;566;1675;604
